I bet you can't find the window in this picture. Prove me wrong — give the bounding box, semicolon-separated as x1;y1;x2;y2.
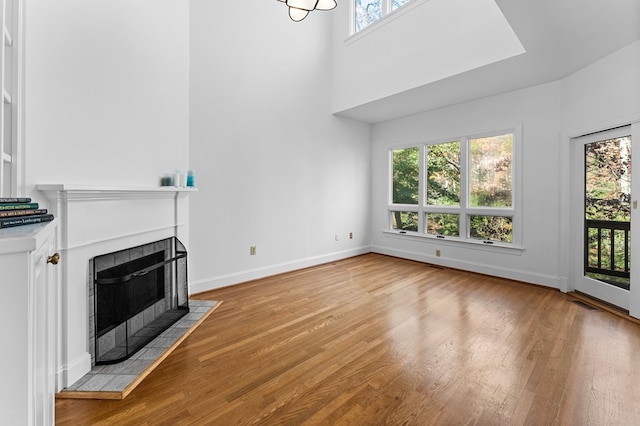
354;0;413;33
388;128;521;247
0;0;22;197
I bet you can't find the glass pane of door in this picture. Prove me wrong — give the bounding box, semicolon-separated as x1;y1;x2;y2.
584;135;632;290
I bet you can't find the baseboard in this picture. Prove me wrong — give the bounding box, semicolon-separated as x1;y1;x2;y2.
189;246;372;294
57;352;92;391
372;245;560;289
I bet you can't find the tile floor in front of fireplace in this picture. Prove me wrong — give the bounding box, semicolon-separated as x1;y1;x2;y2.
64;299;218;394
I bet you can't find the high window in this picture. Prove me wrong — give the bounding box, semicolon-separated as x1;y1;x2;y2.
389;128;521;247
354;0;412;33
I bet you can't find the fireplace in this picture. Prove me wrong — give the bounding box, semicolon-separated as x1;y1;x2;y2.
92;237;189;364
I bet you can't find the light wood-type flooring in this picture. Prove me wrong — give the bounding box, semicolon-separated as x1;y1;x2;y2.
56;253;640;425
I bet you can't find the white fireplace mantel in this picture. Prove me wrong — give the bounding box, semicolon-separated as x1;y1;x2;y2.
35;184;196;390
37;184;196;248
37;184;197;197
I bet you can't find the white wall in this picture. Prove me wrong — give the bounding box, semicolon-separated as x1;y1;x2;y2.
371;81;563;287
561;41;640;135
24;0;190;194
558;41;640;314
23;0;191;388
369;40;640;292
331;0;524;115
188;1;371;292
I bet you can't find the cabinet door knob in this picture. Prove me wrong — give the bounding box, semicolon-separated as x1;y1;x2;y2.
47;253;60;265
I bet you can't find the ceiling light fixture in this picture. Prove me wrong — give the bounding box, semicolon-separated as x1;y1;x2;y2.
277;0;337;22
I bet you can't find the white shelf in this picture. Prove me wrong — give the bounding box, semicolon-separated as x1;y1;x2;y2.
36;184;198;202
0;218;58;255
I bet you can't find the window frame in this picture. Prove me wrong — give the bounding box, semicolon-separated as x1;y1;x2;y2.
0;0;24;198
351;0;418;35
386;125;523;249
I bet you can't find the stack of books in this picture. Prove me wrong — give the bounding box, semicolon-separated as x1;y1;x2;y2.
0;197;54;229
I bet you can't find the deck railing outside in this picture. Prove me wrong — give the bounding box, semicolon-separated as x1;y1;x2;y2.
584;219;630;289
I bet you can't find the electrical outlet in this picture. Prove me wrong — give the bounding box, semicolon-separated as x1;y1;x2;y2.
349;232;353;239
436;249;441;257
250;246;256;255
335;234;340;241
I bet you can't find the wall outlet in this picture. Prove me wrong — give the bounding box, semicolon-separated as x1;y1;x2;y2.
250;246;256;255
349;232;353;239
335;234;340;241
436;249;441;257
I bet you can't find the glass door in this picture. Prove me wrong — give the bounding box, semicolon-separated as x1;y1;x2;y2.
574;126;632;309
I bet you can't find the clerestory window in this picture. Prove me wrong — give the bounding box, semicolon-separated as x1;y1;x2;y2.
354;0;413;33
388;127;522;247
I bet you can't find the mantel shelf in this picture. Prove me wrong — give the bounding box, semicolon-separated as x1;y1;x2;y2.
36;184;197;201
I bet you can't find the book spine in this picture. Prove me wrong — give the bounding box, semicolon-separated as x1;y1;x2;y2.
0;209;47;218
0;197;31;203
0;203;39;211
0;214;54;229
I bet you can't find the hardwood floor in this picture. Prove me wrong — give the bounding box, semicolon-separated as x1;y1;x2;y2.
56;254;640;425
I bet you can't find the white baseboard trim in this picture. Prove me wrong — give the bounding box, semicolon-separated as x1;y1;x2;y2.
189;246;372;294
57;352;92;391
372;245;560;289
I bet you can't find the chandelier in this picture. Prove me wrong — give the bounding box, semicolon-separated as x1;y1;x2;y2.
277;0;338;22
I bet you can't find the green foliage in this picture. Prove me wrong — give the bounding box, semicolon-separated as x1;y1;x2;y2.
392;211;418;232
469;216;513;243
426;142;460;206
392;148;419;205
585;138;631;221
426;213;459;236
469;135;512;208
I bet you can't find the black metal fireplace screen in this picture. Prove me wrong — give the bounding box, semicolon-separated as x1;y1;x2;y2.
93;237;189;365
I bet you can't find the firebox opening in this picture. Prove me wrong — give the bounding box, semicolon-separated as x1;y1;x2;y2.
93;237;189;365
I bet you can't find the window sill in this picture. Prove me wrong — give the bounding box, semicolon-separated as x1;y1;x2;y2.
382;229;524;255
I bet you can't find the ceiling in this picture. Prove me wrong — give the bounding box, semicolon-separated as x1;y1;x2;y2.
334;0;640;124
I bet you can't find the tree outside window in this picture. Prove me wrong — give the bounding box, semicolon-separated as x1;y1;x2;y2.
389;130;518;245
354;0;413;33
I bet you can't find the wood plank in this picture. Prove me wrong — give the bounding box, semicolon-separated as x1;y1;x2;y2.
568;291;640;325
55;254;640;425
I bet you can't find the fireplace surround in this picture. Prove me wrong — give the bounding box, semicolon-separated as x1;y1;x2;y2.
93;237;189;364
37;184;196;389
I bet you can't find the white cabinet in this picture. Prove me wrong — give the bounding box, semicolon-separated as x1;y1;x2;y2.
0;220;58;425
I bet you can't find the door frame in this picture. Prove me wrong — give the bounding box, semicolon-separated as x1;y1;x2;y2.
563;121;640;318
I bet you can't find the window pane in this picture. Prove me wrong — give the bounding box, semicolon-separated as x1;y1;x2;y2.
392;147;419;204
585;136;632;221
391;0;411;11
355;0;382;32
426;213;459;237
426;141;460;206
469;133;513;207
469;215;513;243
391;211;418;232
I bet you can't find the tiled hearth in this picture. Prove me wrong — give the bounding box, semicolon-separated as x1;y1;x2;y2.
58;299;220;399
